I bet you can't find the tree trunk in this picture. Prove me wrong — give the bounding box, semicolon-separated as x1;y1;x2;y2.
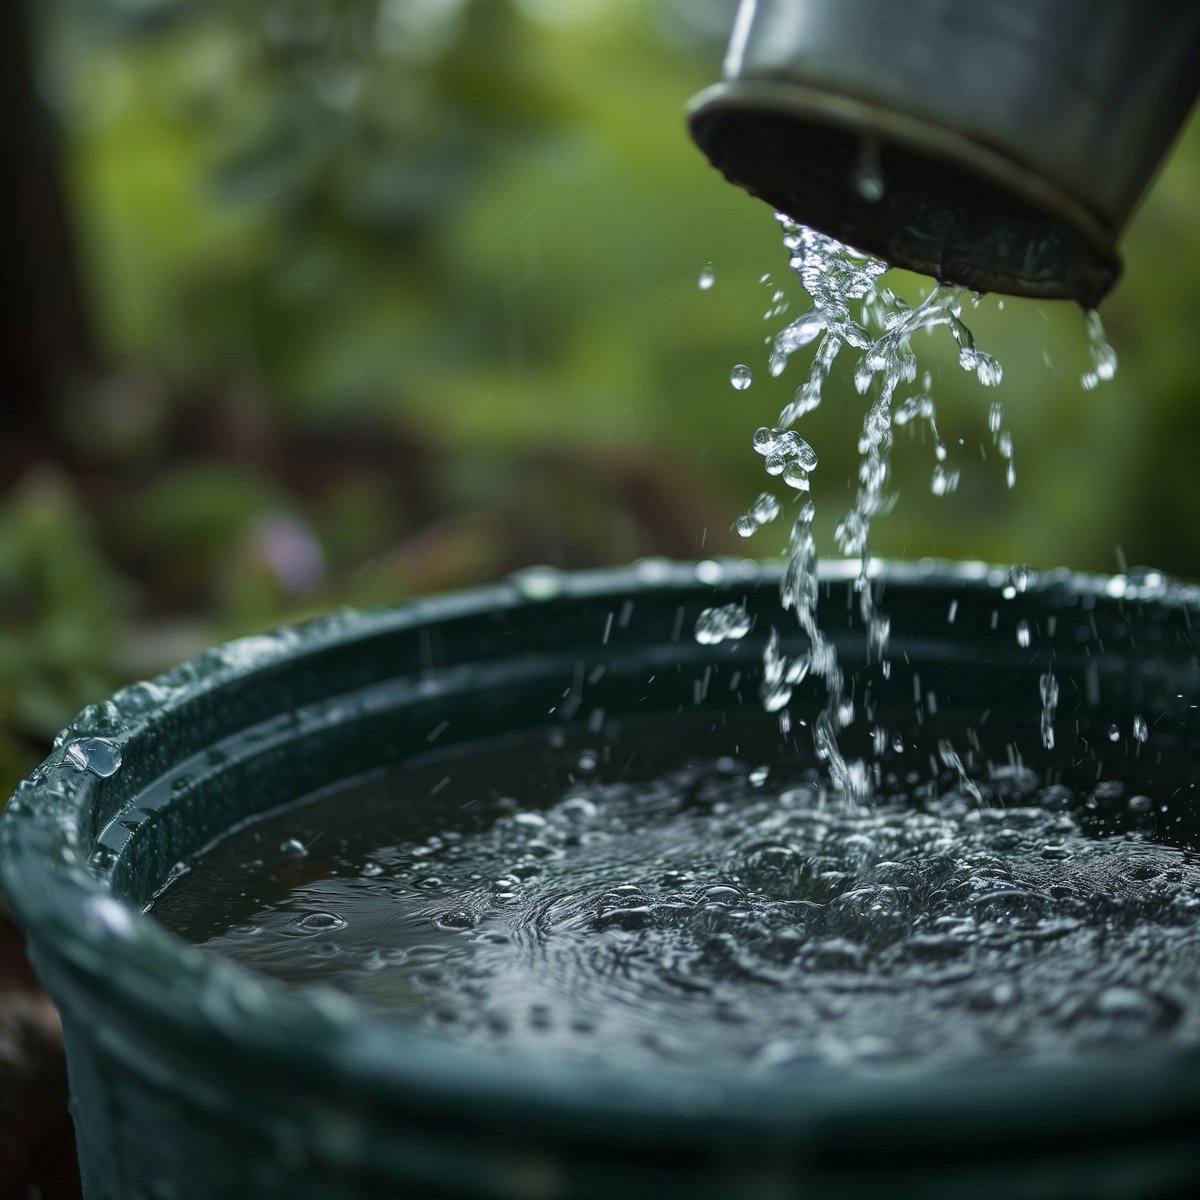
0;0;94;481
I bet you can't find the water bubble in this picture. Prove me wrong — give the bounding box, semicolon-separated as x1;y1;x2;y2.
560;795;598;821
698;264;715;291
1072;985;1179;1041
435;910;476;931
280;838;309;858
63;737;123;778
695;604;752;645
730;364;753;391
286;911;346;935
154;733;1200;1078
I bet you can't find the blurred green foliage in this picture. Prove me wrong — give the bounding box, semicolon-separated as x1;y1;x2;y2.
4;0;1200;786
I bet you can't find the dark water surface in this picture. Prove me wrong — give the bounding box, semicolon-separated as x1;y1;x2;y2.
149;719;1200;1078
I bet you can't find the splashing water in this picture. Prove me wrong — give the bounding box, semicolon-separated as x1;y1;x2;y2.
153;737;1200;1076
719;219;1115;801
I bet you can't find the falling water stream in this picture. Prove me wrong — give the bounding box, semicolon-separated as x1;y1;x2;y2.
702;218;1116;800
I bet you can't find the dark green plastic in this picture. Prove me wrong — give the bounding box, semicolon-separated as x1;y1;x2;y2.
3;560;1200;1199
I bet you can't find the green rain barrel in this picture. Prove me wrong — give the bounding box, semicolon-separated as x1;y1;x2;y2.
2;560;1200;1200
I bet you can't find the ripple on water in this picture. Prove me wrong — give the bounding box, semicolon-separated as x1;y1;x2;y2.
149;752;1200;1080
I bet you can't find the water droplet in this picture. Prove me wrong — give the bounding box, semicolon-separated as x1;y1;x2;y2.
1009;564;1033;594
972;353;1003;387
748;765;769;787
730;364;753;391
162;860;189;887
750;493;781;524
510;566;564;601
1108;725;1121;742
791;437;819;472
1081;309;1118;390
82;894;136;940
695;604;752;645
782;462;811;491
1128;794;1153;812
63;737;123;778
931;465;960;495
752;427;778;455
849;140;885;202
735;514;759;538
1016;620;1031;648
698;264;715;291
1133;714;1149;744
87;846;119;875
1040;671;1059;750
280;838;309;858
